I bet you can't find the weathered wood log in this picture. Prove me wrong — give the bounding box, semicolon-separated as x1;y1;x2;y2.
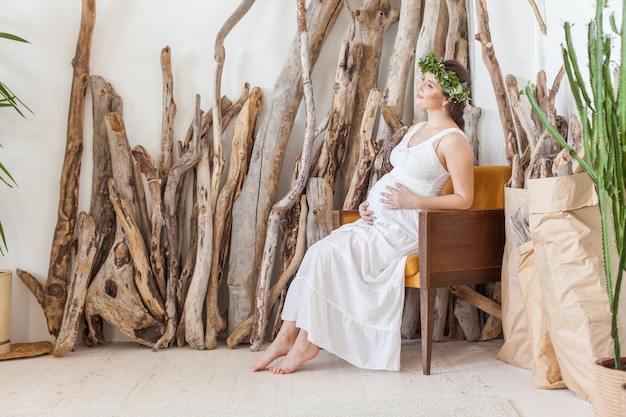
343;88;382;209
401;289;419;339
176;95;242;332
505;75;530;169
510;154;524;189
132;145;167;300
530;70;564;159
184;96;211;350
568;114;584;174
376;0;421;141
153;137;201;350
454;297;480;341
479;282;502;340
368;125;408;191
445;0;468;67
133;153;151;248
88;75;121;284
527;0;546;34
108;178;165;321
84;230;164;348
250;0;322;350
553;148;573;177
204;86;262;350
380;104;404;134
107;113;165;320
271;186;304;340
176;170;197;348
53;212;100;357
175;95;245;347
434;0;449;57
342;0;399;199
227;0;342;335
84;111;166;347
475;0;519;164
82;75;121;347
449;285;502;320
548;67;566;126
463;104;482;165
158;46;176;195
432;288;449;342
227;195;308;349
20;0;96;338
414;0;442;122
211;0;257;213
305;178;334;247
310;39;363;191
533;71;550;134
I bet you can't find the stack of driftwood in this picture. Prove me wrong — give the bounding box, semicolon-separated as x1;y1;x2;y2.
16;0;512;355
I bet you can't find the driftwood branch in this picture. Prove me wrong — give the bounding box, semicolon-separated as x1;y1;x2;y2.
227;194;308;348
153;136;201;350
475;0;519;164
53;212;100;357
227;0;342;334
204;86;262;349
158;46;176;191
132;145;167;299
34;0;96;338
185;96;210;350
376;0;421;141
250;0;319;351
528;0;546;35
343;88;383;209
342;0;399;197
211;0;257;212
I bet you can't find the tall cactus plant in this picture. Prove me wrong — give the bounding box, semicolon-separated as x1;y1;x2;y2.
524;0;626;369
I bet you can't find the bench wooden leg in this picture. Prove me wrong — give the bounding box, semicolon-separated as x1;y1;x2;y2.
420;287;435;375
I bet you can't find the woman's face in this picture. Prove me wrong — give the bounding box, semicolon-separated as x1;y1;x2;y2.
415;72;446;110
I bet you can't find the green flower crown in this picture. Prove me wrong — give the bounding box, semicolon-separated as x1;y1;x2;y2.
418;53;471;105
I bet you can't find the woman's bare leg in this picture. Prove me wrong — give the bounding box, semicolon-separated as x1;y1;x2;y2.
250;320;299;371
269;329;319;375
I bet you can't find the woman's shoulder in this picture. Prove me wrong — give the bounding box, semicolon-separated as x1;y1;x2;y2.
437;129;474;159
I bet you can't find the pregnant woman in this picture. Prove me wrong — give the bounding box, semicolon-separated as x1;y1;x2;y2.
251;53;474;374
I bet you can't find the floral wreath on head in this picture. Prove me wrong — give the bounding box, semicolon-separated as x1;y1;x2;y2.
418;52;471;105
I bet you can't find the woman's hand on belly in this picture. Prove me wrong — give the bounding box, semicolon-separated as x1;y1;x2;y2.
358;201;375;225
380;183;416;210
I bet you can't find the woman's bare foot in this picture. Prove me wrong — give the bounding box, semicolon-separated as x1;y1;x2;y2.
250;321;298;372
269;330;319;375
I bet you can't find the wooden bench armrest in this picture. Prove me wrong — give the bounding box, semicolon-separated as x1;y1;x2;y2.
418;209;505;288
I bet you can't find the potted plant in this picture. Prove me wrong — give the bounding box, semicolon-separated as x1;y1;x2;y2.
524;1;625;414
0;31;30;255
0;31;30;356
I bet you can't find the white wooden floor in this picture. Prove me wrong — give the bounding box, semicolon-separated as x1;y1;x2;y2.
0;338;593;416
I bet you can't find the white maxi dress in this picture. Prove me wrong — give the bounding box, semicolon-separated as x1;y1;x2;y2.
281;122;465;371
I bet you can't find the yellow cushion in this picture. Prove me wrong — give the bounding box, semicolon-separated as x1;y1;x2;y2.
442;165;511;210
405;255;420;288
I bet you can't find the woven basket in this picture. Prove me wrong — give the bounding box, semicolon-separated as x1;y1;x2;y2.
594;357;626;417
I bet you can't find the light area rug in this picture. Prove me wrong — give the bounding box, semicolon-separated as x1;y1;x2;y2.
2;394;519;417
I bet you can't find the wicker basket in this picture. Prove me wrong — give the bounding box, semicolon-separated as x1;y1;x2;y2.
594;357;626;417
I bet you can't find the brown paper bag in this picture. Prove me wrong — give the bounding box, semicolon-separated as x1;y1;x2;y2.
517;241;565;390
528;173;612;402
497;187;533;369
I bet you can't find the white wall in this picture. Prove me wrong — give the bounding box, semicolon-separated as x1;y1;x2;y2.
0;0;619;344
